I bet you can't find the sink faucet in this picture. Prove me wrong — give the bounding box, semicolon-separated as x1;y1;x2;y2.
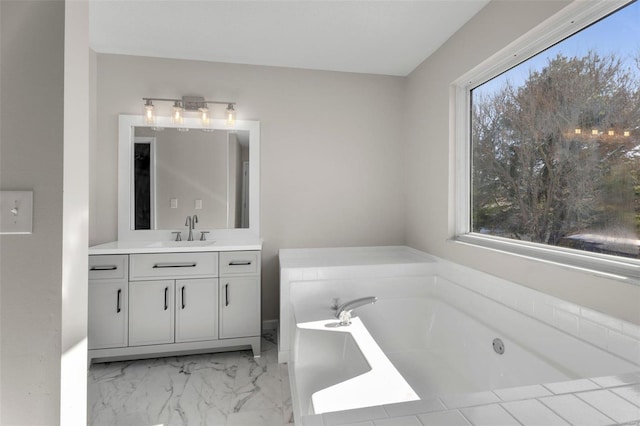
335;296;377;326
185;214;198;241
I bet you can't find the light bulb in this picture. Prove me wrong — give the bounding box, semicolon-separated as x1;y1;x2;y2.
172;101;184;126
226;104;236;127
144;100;155;125
199;107;210;127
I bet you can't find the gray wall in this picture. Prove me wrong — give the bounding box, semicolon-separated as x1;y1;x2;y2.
1;1;65;423
1;2;89;423
92;54;406;321
404;0;640;324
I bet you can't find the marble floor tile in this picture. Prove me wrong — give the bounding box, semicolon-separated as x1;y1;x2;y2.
88;335;292;426
226;407;286;426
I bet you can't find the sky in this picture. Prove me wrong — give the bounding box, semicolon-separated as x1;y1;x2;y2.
474;0;640;97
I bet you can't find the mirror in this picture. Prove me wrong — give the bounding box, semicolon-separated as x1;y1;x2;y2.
132;127;249;230
118;115;260;241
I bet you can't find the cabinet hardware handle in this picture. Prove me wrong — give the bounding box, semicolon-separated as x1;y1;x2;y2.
116;289;122;313
181;286;186;309
90;265;117;271
225;283;229;306
164;287;168;310
229;261;251;266
153;262;197;269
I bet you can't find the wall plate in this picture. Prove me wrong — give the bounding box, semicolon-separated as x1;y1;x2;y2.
0;191;33;234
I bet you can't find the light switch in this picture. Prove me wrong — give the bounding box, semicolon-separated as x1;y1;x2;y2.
170;198;178;209
0;191;33;234
195;199;203;209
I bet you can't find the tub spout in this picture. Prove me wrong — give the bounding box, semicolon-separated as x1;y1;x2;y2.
335;296;377;326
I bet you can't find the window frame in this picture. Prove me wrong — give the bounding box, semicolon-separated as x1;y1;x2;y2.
452;0;640;282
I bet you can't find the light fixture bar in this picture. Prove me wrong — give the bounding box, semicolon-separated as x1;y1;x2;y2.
142;96;237;128
142;97;236;111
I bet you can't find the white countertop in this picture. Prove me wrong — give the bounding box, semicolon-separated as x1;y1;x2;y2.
89;236;262;254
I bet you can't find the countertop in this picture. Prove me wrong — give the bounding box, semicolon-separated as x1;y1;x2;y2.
89;236;262;255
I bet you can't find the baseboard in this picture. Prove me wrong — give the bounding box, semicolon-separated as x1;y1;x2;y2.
262;319;279;333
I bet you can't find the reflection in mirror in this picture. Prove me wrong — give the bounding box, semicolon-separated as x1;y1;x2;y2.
132;127;250;230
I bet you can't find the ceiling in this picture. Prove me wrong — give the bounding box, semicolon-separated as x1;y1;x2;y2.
89;1;489;77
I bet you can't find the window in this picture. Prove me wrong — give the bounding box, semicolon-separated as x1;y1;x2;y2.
455;0;640;277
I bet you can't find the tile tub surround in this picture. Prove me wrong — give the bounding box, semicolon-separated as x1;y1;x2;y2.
300;373;640;425
280;246;640;366
88;333;293;426
281;246;640;425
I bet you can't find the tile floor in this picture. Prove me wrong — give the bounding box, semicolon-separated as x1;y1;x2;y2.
88;333;293;426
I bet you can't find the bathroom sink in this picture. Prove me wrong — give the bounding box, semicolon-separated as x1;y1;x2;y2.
143;240;217;248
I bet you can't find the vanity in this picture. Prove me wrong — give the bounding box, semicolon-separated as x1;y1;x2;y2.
88;114;262;363
88;240;262;362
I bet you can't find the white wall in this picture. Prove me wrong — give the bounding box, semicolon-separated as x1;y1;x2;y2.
92;54;406;320
404;0;640;324
61;0;89;424
1;1;64;423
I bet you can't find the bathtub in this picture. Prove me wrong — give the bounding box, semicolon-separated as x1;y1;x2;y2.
281;247;640;425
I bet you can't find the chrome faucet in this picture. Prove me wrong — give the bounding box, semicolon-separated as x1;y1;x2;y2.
185;214;198;241
335;296;377;326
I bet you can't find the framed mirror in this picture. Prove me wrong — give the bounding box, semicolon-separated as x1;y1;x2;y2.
118;115;260;241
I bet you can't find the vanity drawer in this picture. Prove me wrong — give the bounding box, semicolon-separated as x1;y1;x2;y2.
220;251;260;276
130;252;218;280
89;255;128;281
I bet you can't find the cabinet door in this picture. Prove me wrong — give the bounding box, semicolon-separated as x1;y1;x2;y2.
175;278;218;343
88;281;127;349
129;280;174;346
219;277;260;339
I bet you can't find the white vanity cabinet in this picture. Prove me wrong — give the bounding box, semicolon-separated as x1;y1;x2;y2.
129;278;219;346
128;252;218;347
219;251;261;339
88;255;129;350
88;247;261;363
128;280;175;346
174;278;218;343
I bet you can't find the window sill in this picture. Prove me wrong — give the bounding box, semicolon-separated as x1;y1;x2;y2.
451;233;640;284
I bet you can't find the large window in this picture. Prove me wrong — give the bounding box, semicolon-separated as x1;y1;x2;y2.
458;1;640;275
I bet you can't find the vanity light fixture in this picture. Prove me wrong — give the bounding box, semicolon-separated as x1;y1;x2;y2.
142;96;237;128
171;101;184;126
144;99;156;125
199;106;211;127
226;103;236;127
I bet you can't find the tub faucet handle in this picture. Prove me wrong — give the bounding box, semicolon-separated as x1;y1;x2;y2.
338;310;352;326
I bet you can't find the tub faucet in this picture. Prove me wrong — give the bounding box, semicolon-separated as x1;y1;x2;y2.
185;214;198;241
335;296;377;326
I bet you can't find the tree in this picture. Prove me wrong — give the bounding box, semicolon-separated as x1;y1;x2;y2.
472;52;640;256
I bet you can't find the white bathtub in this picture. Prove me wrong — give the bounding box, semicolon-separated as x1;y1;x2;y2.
282;249;640;424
